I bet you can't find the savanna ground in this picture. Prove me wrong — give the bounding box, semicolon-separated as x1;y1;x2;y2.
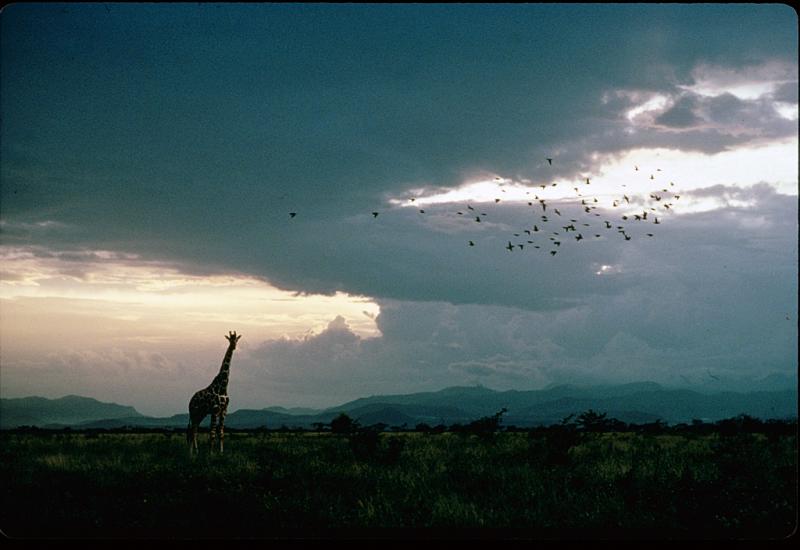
0;423;796;540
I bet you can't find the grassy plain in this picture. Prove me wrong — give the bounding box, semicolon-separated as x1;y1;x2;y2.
0;428;796;539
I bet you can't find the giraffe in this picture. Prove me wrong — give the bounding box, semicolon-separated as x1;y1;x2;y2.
187;331;241;454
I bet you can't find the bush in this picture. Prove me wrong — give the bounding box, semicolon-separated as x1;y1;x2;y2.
543;414;580;466
461;408;508;441
330;413;358;434
348;428;380;460
347;429;405;464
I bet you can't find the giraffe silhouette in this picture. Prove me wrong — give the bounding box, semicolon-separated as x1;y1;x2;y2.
187;331;241;454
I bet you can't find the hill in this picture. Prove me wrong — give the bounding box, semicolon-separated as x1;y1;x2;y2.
3;382;795;430
0;395;143;429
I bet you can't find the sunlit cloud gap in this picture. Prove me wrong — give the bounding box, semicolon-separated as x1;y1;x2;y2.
774;103;798;121
626;94;670;122
387;140;796;216
679;61;798;101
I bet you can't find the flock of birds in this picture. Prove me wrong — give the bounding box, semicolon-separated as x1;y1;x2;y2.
288;159;682;257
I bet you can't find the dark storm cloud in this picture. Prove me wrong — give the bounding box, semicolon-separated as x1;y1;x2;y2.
594;86;797;154
701;92;795;137
1;3;797;309
654;95;703;128
236;184;797;403
772;81;799;103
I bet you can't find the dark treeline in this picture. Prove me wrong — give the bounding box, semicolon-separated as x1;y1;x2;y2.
4;410;796;438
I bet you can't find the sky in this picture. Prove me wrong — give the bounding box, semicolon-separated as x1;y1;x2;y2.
1;3;797;416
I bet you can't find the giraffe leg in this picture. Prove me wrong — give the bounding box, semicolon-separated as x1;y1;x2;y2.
218;410;226;454
209;414;218;452
188;422;200;456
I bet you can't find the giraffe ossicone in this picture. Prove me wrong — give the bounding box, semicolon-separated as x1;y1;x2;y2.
187;331;241;455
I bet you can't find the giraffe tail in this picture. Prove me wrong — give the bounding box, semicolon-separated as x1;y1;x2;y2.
186;423;192;446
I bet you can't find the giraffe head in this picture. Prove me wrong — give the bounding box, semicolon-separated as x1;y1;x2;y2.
225;331;242;349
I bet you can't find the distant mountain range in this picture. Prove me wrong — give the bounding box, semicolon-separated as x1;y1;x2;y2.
0;395;142;429
1;382;796;430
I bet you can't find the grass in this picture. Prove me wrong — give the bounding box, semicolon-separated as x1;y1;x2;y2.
0;429;796;539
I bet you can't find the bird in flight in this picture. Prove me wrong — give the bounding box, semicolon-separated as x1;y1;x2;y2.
469;241;475;246
289;212;297;218
546;158;553;165
372;212;379;218
506;241;515;252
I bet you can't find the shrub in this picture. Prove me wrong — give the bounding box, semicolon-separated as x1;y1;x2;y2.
462;408;508;440
330;413;358;434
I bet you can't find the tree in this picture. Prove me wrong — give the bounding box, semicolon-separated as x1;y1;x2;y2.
330;413;358;434
543;414;580;465
464;408;508;440
576;409;611;432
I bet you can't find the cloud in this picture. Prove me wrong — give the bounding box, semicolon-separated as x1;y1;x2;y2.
654;95;703;128
683;60;798;100
1;5;796;411
2;183;794;411
0;346;194;416
240;193;798;406
772;81;799;104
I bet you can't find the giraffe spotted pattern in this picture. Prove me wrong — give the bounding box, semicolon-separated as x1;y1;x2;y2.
187;331;240;454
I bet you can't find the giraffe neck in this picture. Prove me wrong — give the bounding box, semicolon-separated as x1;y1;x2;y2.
211;344;235;394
